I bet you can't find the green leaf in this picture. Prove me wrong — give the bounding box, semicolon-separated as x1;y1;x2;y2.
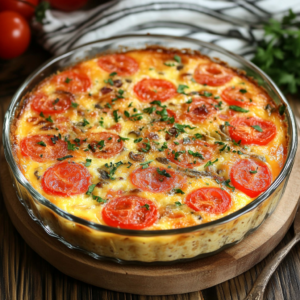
177;84;189;94
251;125;263;132
156;168;171;177
239;89;247;94
71;102;78;108
86;184;96;195
134;138;143;143
57;155;73;161
109;72;117;77
85;159;92;167
82;119;89;126
173;188;185;194
35;1;50;23
46;116;53;123
223;179;235;192
141;204;150;210
37;141;46;147
173;55;181;63
140;160;153;169
229;105;249;113
175;201;183;206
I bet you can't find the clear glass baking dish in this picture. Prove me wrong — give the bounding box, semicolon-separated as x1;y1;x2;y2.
2;34;298;264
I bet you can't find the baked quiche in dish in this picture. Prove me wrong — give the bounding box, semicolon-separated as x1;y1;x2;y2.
9;45;290;262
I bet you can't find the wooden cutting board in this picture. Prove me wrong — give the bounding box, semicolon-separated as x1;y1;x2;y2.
1;146;300;296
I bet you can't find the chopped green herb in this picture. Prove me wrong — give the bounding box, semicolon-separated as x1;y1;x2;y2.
37;141;46;147
177;84;189;94
150;100;166;108
86;184;96;195
164;62;175;67
229;105;249;113
134;138;143;143
173;55;181;63
188;150;204;159
141;204;150;210
53;98;59;105
113;110;121;123
239;89;247;94
250;167;258;174
118;136;129;142
85;159;92;167
39;112;45;118
57;155;73;161
46;116;53;123
140;160;153;169
105;103;112;109
202;91;212;97
175;201;183;206
67;140;78;151
156;168;171;177
92;195;107;203
204;158;219;168
109;72;117;77
194;133;203;139
82;118;90;126
279;104;286;116
173;188;185;195
252;125;263;132
223;179;235;192
65;77;72;83
186;98;193;104
71;102;78;108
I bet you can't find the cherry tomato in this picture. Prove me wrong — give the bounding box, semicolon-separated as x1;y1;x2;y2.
49;0;88;12
31;92;73;114
0;0;38;19
194;63;233;87
102;195;158;229
130;167;186;193
185;187;232;214
167;139;215;169
82;132;124;159
221;86;253;107
230;159;272;198
41;162;91;196
228;117;277;145
20;135;68;162
98;54;139;76
51;70;91;93
134;78;176;102
182;97;220;123
0;11;30;59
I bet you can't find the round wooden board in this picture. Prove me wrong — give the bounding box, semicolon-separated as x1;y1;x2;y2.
1;146;300;296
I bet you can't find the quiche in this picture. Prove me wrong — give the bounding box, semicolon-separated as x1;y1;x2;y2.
11;47;288;231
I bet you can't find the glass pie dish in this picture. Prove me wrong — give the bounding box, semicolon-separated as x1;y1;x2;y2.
2;34;298;264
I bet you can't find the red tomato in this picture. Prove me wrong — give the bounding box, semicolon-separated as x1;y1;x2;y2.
194;63;233;87
31;92;72;114
221;86;253;107
183;97;220;123
20;135;68;162
82;132;124;159
49;0;88;11
230;159;272;198
41;162;91;196
130;167;186;193
0;0;38;19
185;187;232;214
0;11;30;59
102;195;158;229
52;70;91;93
167;139;215;169
98;54;139;76
134;78;176;102
228;117;277;145
108;123;122;133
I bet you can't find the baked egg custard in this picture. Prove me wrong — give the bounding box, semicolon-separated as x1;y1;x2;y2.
11;47;288;232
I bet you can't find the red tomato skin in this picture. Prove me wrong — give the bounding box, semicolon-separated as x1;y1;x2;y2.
221;86;252;107
185;187;232;214
134;78;177;102
51;70;91;93
49;0;88;11
0;11;30;59
31;92;72;114
194;63;233;87
130;167;184;193
98;54;139;76
228;117;277;146
102;196;158;229
182;97;220;123
20;135;68;162
230;159;272;198
0;0;38;19
41;162;91;196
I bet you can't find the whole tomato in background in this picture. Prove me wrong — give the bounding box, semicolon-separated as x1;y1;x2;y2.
49;0;88;11
0;0;39;19
0;11;31;59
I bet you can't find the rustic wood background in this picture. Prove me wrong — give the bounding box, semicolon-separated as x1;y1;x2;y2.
1;39;300;300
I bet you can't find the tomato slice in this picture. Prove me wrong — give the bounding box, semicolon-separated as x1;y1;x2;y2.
167;139;215;169
31;92;72;114
52;70;91;93
194;63;233;86
82;132;124;159
98;54;139;76
183;97;220;123
130;167;186;193
221;86;253;107
20;135;68;162
229;117;277;145
134;78;176;102
230;159;272;197
185;187;232;214
102;195;158;229
41;162;91;196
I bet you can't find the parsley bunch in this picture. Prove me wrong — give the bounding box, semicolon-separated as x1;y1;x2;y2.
252;9;300;94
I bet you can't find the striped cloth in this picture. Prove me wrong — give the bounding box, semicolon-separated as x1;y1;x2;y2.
34;0;300;59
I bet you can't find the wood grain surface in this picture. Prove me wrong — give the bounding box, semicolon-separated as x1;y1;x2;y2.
1;40;300;300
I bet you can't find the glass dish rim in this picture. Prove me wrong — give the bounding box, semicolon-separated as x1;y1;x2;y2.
3;34;298;237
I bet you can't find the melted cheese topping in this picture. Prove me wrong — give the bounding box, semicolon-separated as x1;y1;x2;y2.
13;48;288;230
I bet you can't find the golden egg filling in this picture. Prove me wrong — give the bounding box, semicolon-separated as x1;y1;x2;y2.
11;48;288;233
